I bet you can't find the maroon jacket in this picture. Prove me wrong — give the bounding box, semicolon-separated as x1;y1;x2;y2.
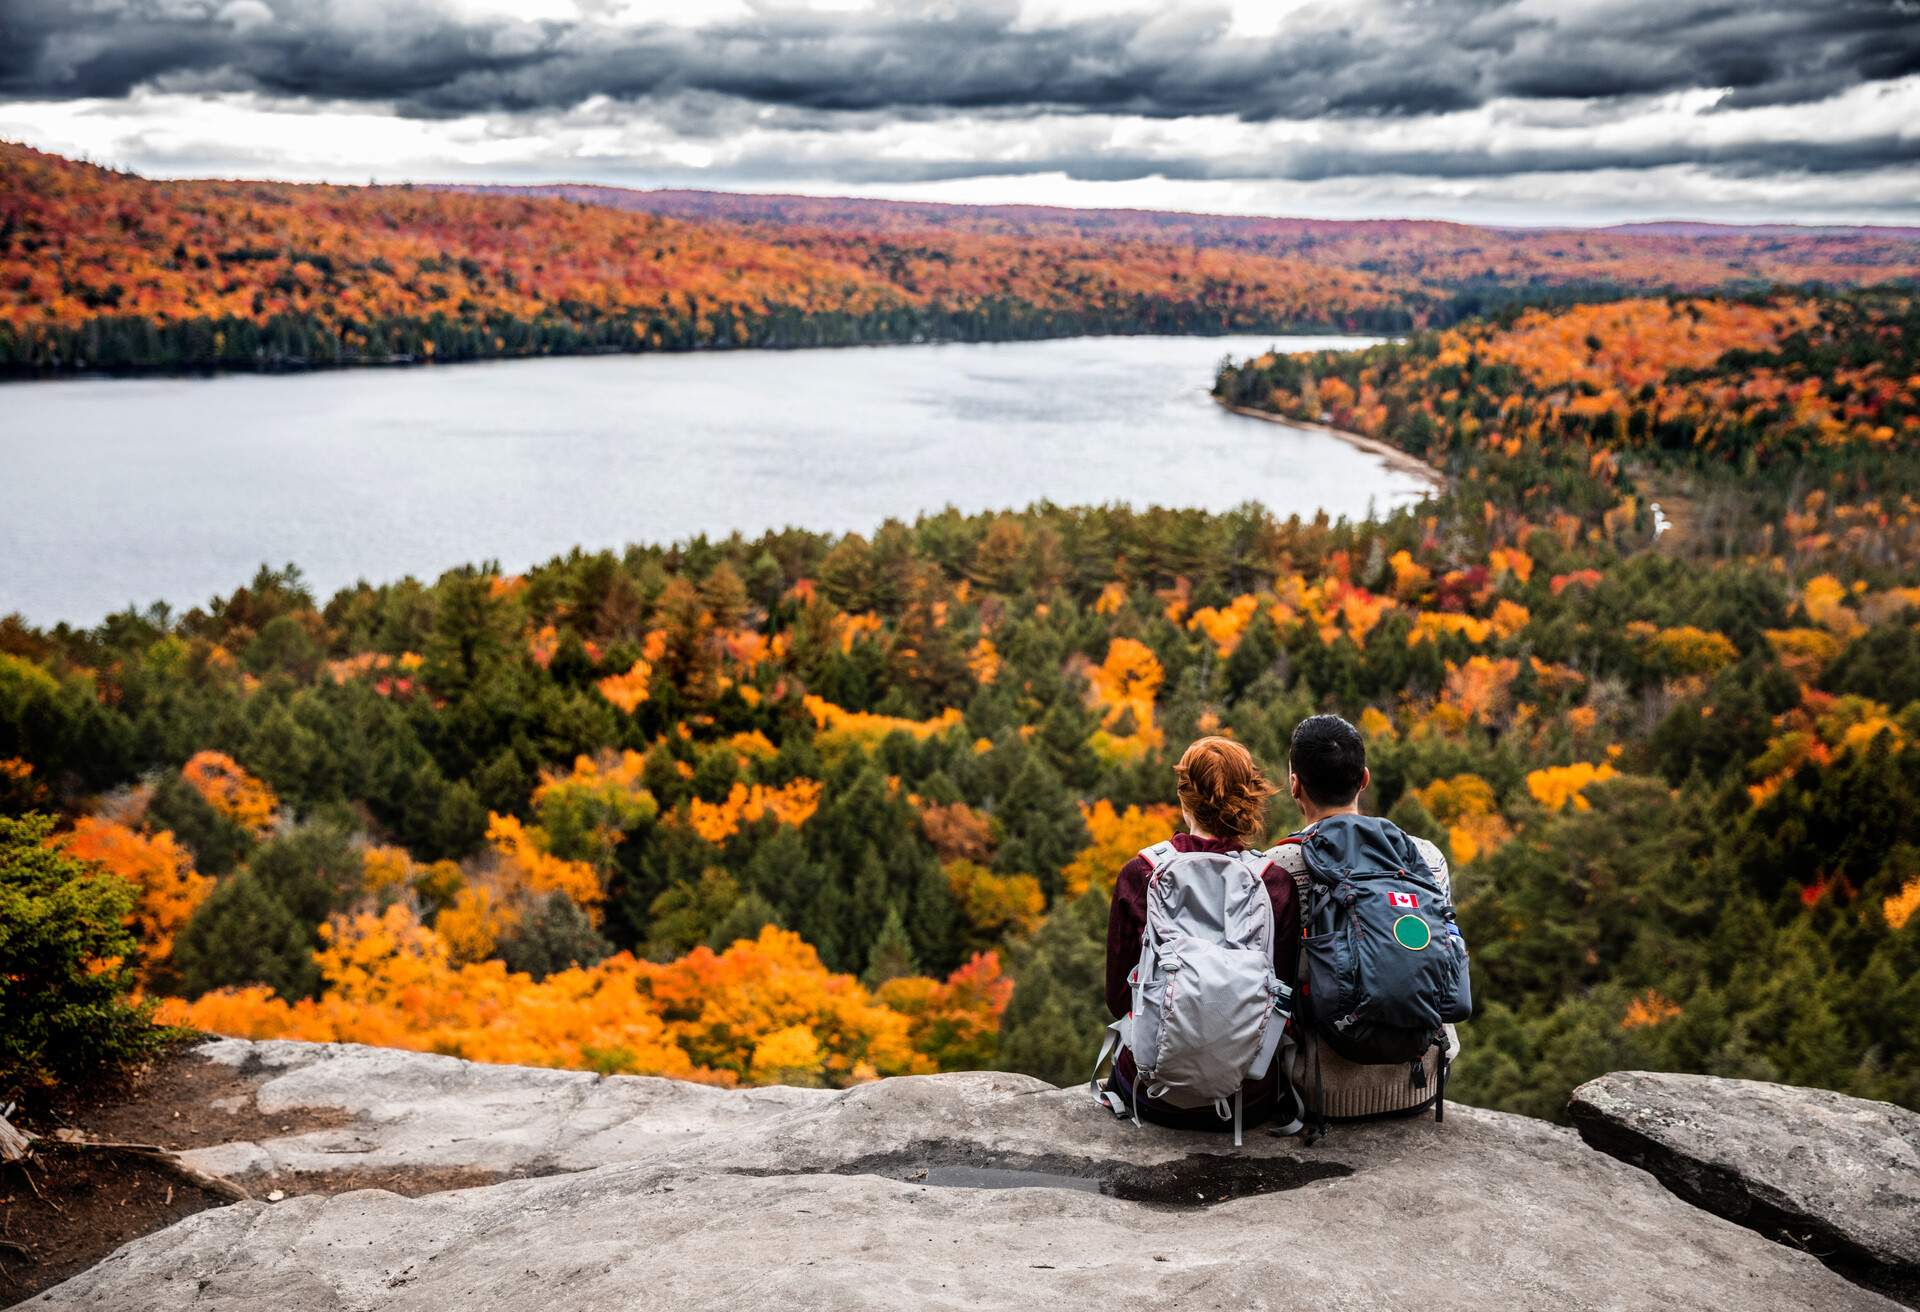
1104;832;1300;1127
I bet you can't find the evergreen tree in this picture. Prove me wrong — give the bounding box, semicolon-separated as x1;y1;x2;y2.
992;753;1090;895
1385;787;1445;852
700;562;750;631
644;868;741;959
497;892;613;980
422;571;515;697
248;822;362;927
1035;695;1100;789
998;891;1111;1088
907;854;964;974
171;870;320;1000
706;892;780;950
1;813;165;1093
862;906;919;987
146;767;253;876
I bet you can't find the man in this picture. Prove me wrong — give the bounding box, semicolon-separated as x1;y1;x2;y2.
1270;713;1461;1121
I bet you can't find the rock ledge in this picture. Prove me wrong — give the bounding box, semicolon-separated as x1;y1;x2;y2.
23;1042;1910;1312
1571;1070;1920;1308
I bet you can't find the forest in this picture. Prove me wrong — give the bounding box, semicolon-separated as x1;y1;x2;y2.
5;286;1917;1120
6;139;1920;375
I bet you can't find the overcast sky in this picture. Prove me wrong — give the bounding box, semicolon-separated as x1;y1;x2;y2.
3;0;1918;226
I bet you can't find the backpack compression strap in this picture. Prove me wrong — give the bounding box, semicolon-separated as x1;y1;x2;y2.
1263;835;1312;1139
1090;1017;1132;1119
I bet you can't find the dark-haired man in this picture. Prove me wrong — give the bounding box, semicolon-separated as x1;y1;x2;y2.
1269;714;1461;1122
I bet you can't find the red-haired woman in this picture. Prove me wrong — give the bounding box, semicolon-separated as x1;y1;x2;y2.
1102;735;1298;1131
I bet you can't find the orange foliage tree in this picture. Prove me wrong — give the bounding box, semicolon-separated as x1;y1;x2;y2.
180;751;278;834
57;817;212;968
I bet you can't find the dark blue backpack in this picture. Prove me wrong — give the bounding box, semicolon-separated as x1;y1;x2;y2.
1283;815;1472;1114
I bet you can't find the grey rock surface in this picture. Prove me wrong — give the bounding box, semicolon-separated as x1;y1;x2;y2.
178;1037;833;1181
30;1044;1905;1311
1571;1070;1920;1307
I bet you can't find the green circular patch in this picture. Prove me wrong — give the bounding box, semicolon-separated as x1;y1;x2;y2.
1392;915;1432;951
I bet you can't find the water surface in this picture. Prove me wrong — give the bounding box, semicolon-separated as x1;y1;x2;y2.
1;335;1427;625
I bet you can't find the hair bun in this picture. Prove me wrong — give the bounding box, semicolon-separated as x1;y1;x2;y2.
1174;736;1277;846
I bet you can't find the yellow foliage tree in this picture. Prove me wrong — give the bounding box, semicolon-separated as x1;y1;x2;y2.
1061;800;1181;895
944;859;1045;938
532;750;660;868
682;779;824;844
487;813;604;916
1526;761;1620;812
181;750;278;834
155;916;951;1087
1884;877;1920;931
1443;657;1521;727
1802;574;1862;636
1410;774;1512;866
595;658;652;713
1620;990;1683;1030
1186;594;1262;656
1647;625;1740;676
1388;550;1431;598
1086;639;1165;761
967;637;1001;684
435;885;517;964
1764;628;1844;681
802;695;964;755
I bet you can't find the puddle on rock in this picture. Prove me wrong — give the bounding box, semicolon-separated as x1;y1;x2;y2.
739;1144;1350;1209
923;1165;1104;1195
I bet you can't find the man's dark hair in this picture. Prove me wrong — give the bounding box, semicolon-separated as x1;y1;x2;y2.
1289;714;1367;807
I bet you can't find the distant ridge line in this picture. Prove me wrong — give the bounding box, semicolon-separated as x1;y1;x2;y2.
433;181;1920;242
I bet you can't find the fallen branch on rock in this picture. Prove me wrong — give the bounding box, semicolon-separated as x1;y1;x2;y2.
0;1113;251;1203
0;1108;32;1165
41;1131;253;1203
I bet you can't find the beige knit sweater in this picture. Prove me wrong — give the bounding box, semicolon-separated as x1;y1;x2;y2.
1268;836;1463;1120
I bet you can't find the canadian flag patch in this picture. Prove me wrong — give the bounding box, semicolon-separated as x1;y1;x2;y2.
1387;891;1420;909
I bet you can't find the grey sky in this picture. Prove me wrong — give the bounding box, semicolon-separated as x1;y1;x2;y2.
3;0;1917;225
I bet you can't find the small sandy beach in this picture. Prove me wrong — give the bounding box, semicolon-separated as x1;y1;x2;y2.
1217;397;1449;494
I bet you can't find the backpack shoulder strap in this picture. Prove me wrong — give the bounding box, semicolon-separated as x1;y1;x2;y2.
1265;839;1306;863
1137;839;1179;873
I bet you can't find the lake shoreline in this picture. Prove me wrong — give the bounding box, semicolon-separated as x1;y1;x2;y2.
1215;397;1449;494
0;322;1380;386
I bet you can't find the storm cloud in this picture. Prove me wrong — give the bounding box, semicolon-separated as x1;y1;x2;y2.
4;0;1918;124
1;0;1917;220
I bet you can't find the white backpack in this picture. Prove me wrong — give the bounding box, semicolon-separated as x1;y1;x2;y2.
1090;841;1299;1145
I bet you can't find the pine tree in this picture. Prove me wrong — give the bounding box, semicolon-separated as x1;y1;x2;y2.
422;570;514;697
171;870;320;1000
1385;787;1445;851
862;905;919;987
1035;695;1100;788
146;768;253;876
700;562;750;632
1;813;165;1091
706;892;780;951
992;752;1090;895
997;890;1111;1087
907;854;964;974
497;891;612;980
644;868;741;959
248;822;361;926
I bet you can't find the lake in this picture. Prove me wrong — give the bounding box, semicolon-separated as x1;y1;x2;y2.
1;334;1431;626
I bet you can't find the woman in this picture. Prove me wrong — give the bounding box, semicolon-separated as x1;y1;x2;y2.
1102;735;1299;1131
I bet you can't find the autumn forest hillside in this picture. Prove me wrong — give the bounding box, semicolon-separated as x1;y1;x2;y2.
5;286;1918;1120
5;139;1920;375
